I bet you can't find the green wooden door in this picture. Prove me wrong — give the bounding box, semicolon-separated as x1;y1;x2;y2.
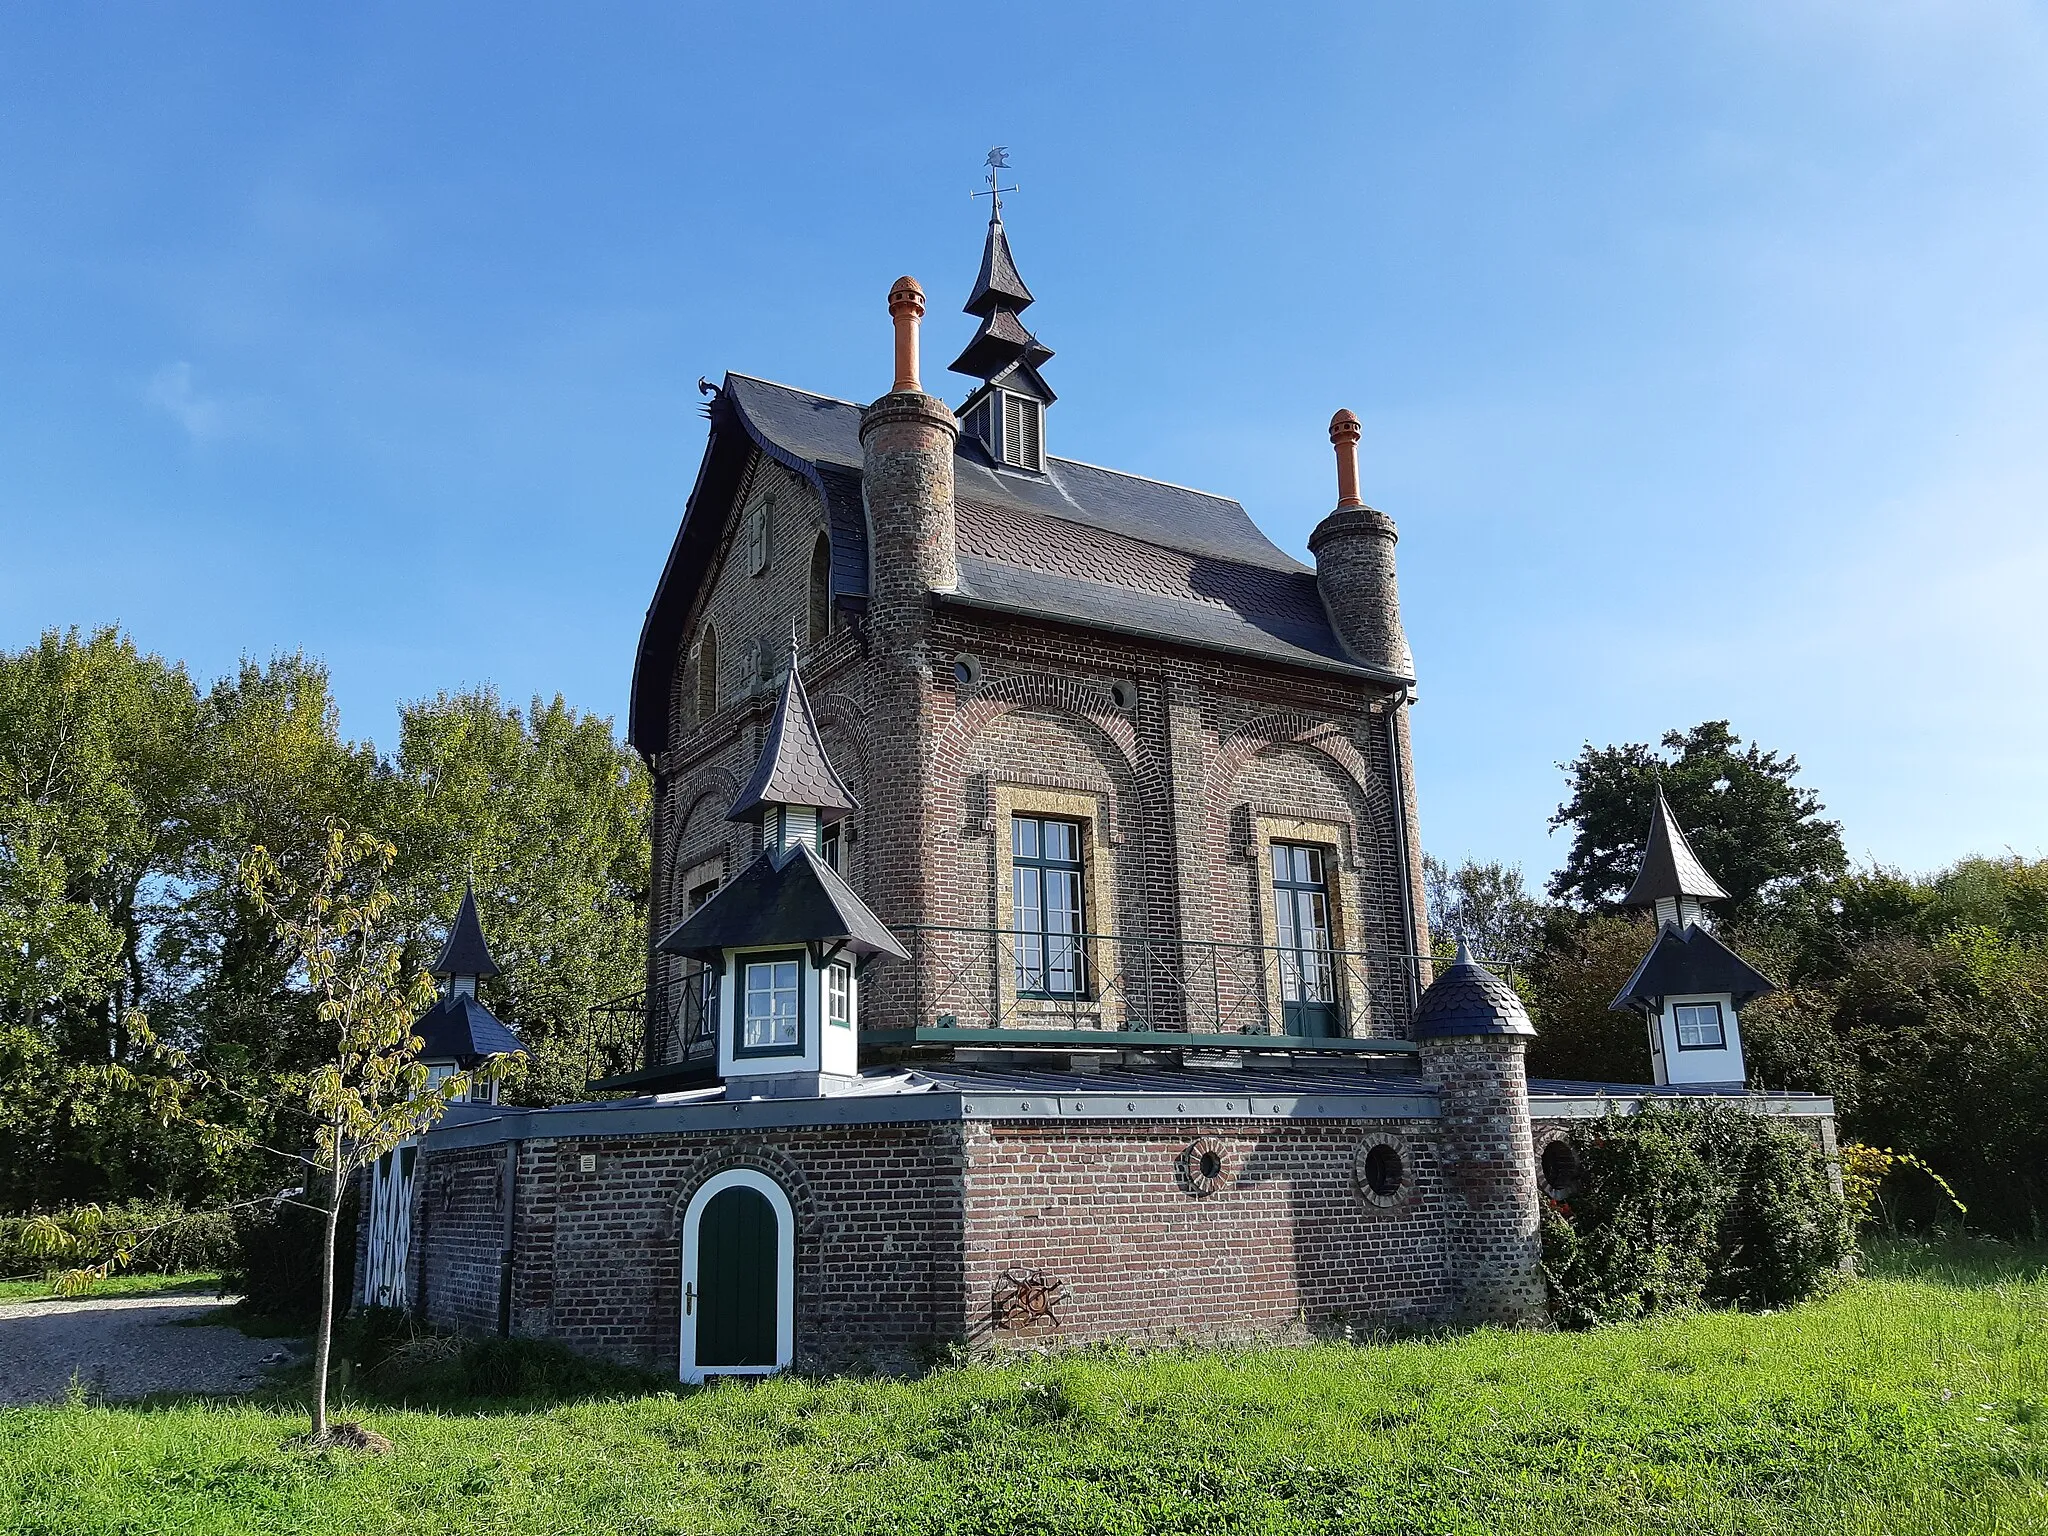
695;1185;777;1368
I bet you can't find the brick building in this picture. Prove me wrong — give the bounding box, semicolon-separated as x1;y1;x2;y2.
374;195;1835;1379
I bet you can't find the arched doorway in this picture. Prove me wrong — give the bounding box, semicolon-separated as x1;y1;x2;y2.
680;1169;794;1383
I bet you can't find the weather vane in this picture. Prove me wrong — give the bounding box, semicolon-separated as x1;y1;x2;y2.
971;145;1019;218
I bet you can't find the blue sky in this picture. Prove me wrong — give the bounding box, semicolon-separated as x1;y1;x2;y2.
3;2;2043;885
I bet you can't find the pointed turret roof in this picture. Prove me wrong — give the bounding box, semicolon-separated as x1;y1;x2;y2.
1610;923;1772;1015
432;883;501;980
656;843;907;964
949;209;1054;390
1411;939;1536;1041
965;213;1035;316
727;651;858;825
1621;785;1732;908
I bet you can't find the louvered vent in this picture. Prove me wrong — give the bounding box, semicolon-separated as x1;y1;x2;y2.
1001;394;1042;470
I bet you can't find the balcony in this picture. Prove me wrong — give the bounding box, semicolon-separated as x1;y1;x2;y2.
586;926;1439;1092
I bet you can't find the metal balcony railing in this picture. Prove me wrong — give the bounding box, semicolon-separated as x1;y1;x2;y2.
888;924;1430;1042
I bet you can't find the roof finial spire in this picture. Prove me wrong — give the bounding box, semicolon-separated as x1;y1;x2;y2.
972;145;1018;223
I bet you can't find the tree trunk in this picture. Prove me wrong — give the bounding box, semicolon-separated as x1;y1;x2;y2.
311;1139;342;1441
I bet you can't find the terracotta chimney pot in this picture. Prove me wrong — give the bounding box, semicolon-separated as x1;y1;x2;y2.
888;276;926;395
1329;409;1364;510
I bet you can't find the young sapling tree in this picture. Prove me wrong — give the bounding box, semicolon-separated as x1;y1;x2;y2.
243;823;519;1445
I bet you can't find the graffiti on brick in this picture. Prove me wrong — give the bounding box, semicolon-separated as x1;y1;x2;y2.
992;1266;1063;1331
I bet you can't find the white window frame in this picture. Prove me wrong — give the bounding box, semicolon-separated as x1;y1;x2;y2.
678;1168;795;1384
737;952;804;1056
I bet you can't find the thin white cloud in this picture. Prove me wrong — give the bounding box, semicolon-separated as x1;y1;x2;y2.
144;361;240;443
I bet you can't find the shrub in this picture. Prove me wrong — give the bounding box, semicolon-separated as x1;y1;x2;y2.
0;1200;237;1282
1542;1099;1850;1328
220;1177;357;1323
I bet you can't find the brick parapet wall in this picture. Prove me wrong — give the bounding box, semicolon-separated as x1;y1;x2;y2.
962;1115;1456;1348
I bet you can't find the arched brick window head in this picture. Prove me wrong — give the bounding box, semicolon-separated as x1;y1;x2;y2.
697;625;719;722
808;535;831;644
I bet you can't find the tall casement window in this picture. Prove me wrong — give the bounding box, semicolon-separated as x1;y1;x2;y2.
1673;1000;1727;1051
737;951;803;1056
684;877;722;1049
696;627;719;721
820;820;844;877
745;495;773;576
1271;843;1339;1037
1013;815;1086;997
808;535;832;644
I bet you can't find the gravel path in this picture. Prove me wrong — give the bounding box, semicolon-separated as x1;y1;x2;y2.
0;1292;304;1406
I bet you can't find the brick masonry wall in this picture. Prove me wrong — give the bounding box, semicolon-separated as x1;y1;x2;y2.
1422;1037;1546;1325
962;1116;1455;1347
422;1120;968;1375
644;424;1428;1046
412;1145;507;1337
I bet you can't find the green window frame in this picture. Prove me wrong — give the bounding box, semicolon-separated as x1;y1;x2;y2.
1013;815;1086;999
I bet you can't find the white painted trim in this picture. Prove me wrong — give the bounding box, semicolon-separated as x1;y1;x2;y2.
679;1168;795;1384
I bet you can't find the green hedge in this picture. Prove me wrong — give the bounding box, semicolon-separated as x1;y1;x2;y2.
219;1177;358;1323
0;1200;237;1281
1541;1098;1851;1328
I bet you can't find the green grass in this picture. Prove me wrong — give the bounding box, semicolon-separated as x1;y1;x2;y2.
3;1240;2046;1534
0;1269;223;1304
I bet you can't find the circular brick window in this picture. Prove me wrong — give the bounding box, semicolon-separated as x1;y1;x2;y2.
1180;1137;1228;1197
1353;1133;1412;1209
953;652;982;688
1109;678;1138;712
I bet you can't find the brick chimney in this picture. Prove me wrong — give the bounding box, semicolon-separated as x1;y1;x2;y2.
856;277;959;1027
1308;410;1412;680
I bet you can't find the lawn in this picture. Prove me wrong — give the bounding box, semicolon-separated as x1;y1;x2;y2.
2;1241;2045;1535
0;1270;223;1305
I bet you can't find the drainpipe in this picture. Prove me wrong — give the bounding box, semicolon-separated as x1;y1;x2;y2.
497;1138;518;1338
1382;686;1423;1015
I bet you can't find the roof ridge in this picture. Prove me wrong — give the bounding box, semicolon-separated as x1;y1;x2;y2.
723;371;865;410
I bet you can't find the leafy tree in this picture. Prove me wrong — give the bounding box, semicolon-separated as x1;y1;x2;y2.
1424;856;1547;967
244;824;516;1444
1522;912;1658;1083
386;690;649;1106
1548;721;1846;916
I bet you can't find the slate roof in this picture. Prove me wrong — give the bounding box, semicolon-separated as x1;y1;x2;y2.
1411;941;1537;1040
655;844;909;963
727;654;858;825
964;213;1035;315
1622;786;1732;907
432;885;501;980
413;990;523;1065
1611;922;1774;1014
627;360;1408;756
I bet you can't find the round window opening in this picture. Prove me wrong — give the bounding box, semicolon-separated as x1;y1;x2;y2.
1181;1137;1228;1196
953;653;982;688
1109;679;1137;712
1363;1143;1404;1198
1540;1139;1580;1197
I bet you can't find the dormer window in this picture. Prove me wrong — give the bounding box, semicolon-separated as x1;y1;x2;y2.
963;389;1045;472
1000;393;1042;471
